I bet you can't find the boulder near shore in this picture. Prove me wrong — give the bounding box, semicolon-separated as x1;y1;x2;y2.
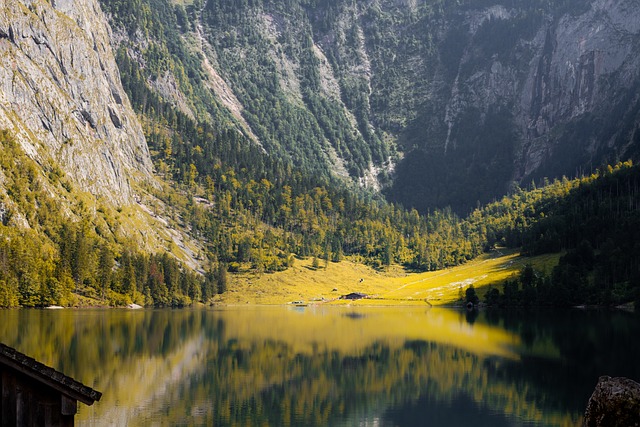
584;376;640;426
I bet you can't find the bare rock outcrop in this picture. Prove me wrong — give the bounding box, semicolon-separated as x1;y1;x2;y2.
584;376;640;427
0;0;153;205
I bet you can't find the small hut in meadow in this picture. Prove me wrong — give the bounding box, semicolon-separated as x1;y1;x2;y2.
340;292;367;300
0;343;101;427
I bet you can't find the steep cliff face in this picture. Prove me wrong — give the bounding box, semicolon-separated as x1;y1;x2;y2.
387;0;640;212
0;0;206;271
518;0;640;178
0;0;153;205
445;0;640;178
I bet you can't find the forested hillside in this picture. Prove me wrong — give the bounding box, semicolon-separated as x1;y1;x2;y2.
3;108;640;308
479;162;640;308
1;0;479;308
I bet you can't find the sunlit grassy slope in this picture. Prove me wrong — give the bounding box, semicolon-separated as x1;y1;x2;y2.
215;250;562;306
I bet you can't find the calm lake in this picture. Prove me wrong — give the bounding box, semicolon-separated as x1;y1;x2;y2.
1;306;639;426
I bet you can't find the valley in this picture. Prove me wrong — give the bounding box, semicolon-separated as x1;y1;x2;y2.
1;0;640;311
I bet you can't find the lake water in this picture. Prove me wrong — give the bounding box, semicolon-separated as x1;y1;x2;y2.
1;306;639;426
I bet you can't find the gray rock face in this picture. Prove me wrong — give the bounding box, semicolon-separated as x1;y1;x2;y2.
584;376;640;427
434;0;640;176
379;0;640;211
517;0;640;177
0;0;152;205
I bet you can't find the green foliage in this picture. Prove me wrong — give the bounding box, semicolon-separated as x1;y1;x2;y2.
481;162;640;307
216;263;228;294
3;113;639;308
104;0;391;179
0;131;205;308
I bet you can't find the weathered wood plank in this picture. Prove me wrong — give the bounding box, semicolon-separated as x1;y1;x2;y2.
0;344;101;406
0;344;99;426
2;371;16;427
61;395;77;416
16;388;23;426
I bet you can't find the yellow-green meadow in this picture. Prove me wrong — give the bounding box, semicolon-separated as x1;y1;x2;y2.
215;250;562;306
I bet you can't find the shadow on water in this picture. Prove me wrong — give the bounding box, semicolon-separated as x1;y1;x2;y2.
482;308;640;415
382;393;517;427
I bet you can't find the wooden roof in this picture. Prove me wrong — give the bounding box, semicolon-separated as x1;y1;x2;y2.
0;343;102;406
341;292;367;299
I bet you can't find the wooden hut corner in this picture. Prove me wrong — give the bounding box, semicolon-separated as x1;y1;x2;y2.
0;343;101;427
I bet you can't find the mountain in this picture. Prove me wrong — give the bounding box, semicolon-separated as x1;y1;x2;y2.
1;0;484;307
2;0;640;308
8;0;640;217
108;0;640;213
6;0;635;217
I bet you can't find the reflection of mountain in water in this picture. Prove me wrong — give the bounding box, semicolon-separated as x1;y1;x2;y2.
1;308;639;426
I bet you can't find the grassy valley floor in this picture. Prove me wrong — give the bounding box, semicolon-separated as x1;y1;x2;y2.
214;250;561;306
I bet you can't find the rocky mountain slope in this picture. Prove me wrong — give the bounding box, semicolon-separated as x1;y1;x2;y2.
1;0;639;307
0;0;203;268
388;0;640;212
0;0;153;205
116;0;639;213
4;0;637;216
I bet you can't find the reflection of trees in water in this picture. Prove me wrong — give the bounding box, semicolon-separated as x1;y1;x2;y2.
190;339;575;426
465;308;479;324
2;309;626;425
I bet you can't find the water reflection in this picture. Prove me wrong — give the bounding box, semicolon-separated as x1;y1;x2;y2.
0;307;639;426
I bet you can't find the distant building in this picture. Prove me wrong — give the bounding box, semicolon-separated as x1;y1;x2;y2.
340;292;367;300
0;343;101;427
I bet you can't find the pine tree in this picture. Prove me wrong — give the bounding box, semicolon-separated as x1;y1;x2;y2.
216;263;228;294
98;244;113;301
465;285;479;306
